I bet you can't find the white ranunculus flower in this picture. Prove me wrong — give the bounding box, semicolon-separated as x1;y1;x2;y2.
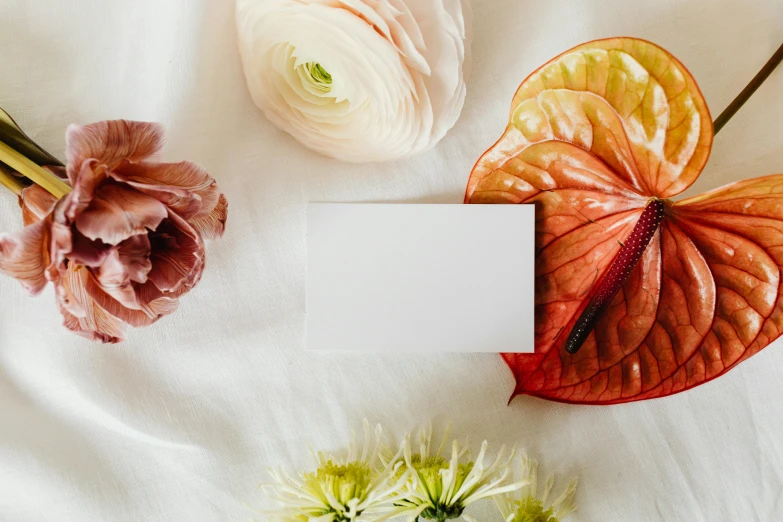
236;0;471;163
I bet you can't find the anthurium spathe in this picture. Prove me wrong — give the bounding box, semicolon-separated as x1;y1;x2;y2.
465;37;783;404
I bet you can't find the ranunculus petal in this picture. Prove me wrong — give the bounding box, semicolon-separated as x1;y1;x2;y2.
65;120;164;180
110;160;219;220
189;193;228;240
74;182;168;245
236;0;471;162
118;234;152;283
20;184;58;225
0;218;51;294
147;211;205;292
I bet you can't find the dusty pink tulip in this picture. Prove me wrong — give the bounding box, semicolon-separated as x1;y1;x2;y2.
0;120;227;343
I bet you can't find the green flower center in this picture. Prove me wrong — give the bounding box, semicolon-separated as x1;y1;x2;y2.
304;62;333;91
303;460;372;520
405;454;474;521
511;496;559;522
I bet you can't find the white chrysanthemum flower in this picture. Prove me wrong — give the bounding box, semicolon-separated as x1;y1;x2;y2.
259;422;408;521
236;0;471;163
382;424;526;522
494;454;577;522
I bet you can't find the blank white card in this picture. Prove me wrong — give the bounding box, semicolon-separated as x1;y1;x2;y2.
306;204;535;353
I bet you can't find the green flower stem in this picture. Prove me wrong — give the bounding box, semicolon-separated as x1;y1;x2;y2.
0;140;70;198
713;42;783;135
0;163;24;195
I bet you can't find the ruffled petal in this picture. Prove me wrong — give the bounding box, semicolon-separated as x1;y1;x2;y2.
111;160;220;220
58;304;123;344
56;264;126;343
118;234;152;283
137;280;180;316
68;231;113;267
88;249;140;310
59;160;106;222
235;0;470;162
20;184;58;225
147;211;205;292
46;163;113;274
84;271;178;327
0;217;52;294
74;182;168;245
189;193;228;240
65;120;164;180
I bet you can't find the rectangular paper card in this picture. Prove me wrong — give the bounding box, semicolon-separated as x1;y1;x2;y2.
306;203;535;353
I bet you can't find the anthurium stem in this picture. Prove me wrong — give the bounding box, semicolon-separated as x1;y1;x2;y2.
713;42;783;135
0;141;70;199
0;164;25;196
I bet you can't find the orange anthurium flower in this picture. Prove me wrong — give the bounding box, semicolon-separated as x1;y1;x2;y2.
465;38;783;404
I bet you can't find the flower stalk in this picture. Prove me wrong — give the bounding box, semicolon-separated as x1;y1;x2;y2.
713;42;783;135
0;163;25;196
0;140;70;198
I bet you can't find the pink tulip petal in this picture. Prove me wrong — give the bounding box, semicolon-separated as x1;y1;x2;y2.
0;218;52;294
56;264;87;318
74;182;167;245
147;211;205;293
0;118;228;344
111;160;219;220
56;264;126;343
89;249;140;310
58;160;109;225
47;217;72;283
84;272;178;327
0;118;227;344
20;184;58;225
190;193;228;240
68;231;113;267
137;279;180;315
65;120;163;180
118;234;152;283
59;304;122;344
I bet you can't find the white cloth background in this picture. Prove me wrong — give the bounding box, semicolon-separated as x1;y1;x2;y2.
1;0;782;520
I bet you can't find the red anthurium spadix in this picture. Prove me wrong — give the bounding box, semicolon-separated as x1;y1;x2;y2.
465;37;783;404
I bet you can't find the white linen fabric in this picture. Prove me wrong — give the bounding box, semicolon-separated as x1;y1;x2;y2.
0;0;782;520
